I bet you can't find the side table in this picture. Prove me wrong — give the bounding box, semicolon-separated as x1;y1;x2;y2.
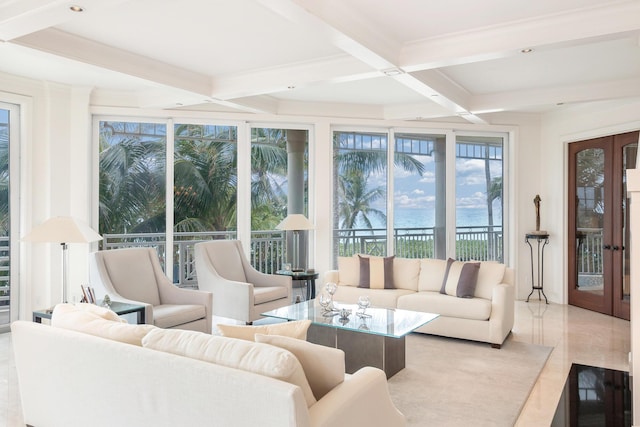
33;301;147;324
525;233;549;304
275;270;319;301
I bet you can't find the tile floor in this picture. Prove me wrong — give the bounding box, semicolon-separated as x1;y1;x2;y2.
0;300;631;427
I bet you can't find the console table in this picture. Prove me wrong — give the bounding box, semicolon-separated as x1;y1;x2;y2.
525;232;549;304
275;270;319;301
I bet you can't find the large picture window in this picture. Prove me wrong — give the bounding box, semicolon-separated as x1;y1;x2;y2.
332;129;505;265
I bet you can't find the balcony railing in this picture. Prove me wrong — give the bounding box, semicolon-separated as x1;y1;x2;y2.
102;225;506;288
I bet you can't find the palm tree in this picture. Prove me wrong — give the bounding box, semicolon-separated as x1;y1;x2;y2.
98;123;166;235
173;125;237;232
338;169;386;231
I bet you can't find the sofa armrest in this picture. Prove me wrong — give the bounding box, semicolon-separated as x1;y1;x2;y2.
308;367;405;427
488;282;515;346
324;270;339;284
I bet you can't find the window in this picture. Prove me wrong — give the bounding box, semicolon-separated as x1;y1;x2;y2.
332;129;506;266
333;130;388;258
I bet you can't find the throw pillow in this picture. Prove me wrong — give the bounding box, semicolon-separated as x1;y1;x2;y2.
216;319;311;341
51;303;156;346
142;328;316;407
439;258;481;298
337;256;360;286
255;333;345;400
358;255;395;289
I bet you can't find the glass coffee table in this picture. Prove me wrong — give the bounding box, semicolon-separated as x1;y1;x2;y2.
262;299;438;378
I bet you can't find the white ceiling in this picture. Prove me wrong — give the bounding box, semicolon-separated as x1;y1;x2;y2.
0;0;639;123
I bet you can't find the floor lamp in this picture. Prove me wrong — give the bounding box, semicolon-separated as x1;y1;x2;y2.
23;216;103;304
276;214;314;272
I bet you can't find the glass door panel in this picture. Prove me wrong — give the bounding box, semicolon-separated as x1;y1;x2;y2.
0;105;11;330
574;147;605;297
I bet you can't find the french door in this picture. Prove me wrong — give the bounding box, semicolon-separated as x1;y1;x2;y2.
568;131;639;320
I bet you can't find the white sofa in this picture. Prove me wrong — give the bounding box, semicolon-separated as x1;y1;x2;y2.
12;304;405;427
325;256;515;348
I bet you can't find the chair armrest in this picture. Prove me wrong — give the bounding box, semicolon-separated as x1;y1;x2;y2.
245;269;292;289
308;367;405;427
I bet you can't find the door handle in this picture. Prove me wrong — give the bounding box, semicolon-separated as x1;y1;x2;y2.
612;245;620;251
604;244;612;250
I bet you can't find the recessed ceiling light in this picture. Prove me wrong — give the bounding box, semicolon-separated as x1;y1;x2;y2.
382;68;403;77
521;48;534;54
69;5;84;12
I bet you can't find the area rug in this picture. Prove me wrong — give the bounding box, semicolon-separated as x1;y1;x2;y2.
387;334;552;427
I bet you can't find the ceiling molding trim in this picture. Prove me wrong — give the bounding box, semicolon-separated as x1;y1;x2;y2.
12;28;212;96
401;1;640;71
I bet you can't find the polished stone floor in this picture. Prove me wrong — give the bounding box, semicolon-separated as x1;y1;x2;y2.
0;300;631;427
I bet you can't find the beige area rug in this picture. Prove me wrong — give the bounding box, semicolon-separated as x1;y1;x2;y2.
387;334;552;427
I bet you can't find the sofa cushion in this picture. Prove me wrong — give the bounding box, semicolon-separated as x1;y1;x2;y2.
475;262;507;300
440;258;480;298
397;292;492;321
417;258;448;292
152;304;206;329
142;328;317;407
255;333;345;400
334;285;414;308
393;257;420;291
358;255;395;289
51;303;156;346
337;256;360;287
216;319;311;341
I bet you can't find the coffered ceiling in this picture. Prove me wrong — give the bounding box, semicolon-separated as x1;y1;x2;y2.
1;0;639;123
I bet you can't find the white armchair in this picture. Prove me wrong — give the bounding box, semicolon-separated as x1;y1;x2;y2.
194;240;292;323
89;247;213;333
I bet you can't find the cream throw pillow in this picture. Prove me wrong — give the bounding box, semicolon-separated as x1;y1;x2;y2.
255;333;345;400
142;328;316;407
51;303;156;346
217;320;311;341
337;256;360;287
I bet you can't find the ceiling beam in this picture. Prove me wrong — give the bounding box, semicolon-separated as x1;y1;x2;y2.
401;1;640;71
12;28;212;97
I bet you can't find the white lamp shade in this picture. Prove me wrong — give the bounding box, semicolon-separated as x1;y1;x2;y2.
23;216;103;244
275;214;314;231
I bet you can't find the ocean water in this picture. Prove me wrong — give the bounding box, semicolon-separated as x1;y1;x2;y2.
358;207;501;229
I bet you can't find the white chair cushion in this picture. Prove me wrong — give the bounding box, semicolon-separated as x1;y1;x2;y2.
253;286;288;305
202;241;247;283
475;262;507;300
397;292;492;321
255;333;345;400
142;328;317;407
393;257;420;291
102;249;162;306
152;304;206;329
417;258;448;292
217;320;311;341
51;303;156;346
337;256;359;287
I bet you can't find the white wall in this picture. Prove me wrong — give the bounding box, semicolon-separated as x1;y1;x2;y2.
0;74;96;317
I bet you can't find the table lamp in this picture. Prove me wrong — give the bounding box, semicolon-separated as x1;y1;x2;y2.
23;216;103;304
276;214;314;272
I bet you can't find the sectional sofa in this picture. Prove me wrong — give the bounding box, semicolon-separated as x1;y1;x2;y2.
12;303;405;427
324;255;515;348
